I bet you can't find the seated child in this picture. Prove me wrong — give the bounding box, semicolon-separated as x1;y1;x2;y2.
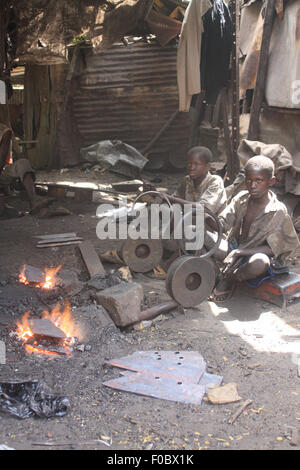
175;146;227;214
205;155;300;301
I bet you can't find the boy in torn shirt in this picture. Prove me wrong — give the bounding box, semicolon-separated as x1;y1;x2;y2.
175;146;227;214
205;155;300;301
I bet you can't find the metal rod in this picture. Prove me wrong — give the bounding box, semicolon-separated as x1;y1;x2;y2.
138;300;179;323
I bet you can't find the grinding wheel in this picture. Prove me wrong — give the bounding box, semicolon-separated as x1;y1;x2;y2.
121;238;163;273
166;256;216;307
176;207;223;259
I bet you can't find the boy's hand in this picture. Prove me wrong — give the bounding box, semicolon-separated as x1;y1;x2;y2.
222;249;243;274
204;213;217;231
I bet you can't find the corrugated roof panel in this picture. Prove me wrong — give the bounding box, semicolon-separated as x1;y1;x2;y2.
72;41;190;161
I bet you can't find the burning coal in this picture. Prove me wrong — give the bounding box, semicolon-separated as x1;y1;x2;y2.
16;301;79;356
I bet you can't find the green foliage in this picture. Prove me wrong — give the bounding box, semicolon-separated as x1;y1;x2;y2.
73;33;88;43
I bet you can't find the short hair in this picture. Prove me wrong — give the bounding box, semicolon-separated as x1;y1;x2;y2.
187;146;212;164
245;155;274;178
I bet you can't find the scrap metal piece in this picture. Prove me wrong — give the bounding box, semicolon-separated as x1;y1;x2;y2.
121;238;163;273
166;256;216;307
240;271;300;308
25;337;68;356
28;318;66;340
139;300;178;323
103;372;206;405
115;370;222;392
0;341;5;365
103;350;223;405
106;350;206;384
22;265;45;284
111;180;143;192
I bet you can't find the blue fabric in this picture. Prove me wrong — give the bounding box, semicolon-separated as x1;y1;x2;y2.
226;240;277;289
244;264;275;289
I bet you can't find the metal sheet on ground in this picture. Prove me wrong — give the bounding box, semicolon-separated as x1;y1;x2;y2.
104;351;223;404
103;372;206;405
106;350;207;384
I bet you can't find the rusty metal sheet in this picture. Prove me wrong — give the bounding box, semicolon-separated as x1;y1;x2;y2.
103;372;207;405
71;41;190;162
118;369;223;392
103;351;223;404
105;350;206;384
29;318;66;340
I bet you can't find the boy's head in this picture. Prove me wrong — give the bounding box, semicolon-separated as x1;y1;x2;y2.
244;155;276;199
186;146;212;182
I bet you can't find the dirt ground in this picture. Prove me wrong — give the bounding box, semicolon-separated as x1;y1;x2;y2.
0;166;300;452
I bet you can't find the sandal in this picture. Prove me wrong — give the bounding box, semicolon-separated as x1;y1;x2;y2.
209;280;236;303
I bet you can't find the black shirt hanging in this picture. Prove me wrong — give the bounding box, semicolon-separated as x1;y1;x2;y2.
200;0;233;105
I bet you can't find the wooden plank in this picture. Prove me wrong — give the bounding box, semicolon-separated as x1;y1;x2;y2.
79;241;106;279
220;89;234;182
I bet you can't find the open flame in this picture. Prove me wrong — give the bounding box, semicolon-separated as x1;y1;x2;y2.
16;301;79;356
19;265;61;290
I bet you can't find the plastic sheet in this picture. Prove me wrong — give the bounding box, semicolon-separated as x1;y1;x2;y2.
80;140;147;178
0;380;70;419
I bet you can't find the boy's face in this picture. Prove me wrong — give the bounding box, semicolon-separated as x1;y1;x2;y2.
186;153;209;181
245;167;275;199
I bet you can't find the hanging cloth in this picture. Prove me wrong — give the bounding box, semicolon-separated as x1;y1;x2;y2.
177;0;211;112
201;0;233;105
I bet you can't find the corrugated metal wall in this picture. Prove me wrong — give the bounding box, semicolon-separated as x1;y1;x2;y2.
72;41;191;165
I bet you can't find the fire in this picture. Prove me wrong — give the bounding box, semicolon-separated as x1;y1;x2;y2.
42;302;78;340
42;266;62;289
16;311;34;342
19;265;61;289
16;301;79;356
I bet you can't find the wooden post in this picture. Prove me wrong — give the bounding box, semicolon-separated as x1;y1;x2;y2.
189;92;205;147
230;0;241;180
56;45;84;168
24;63;69;169
247;0;276;141
0;1;5;78
220;88;234;180
142;109;179;154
